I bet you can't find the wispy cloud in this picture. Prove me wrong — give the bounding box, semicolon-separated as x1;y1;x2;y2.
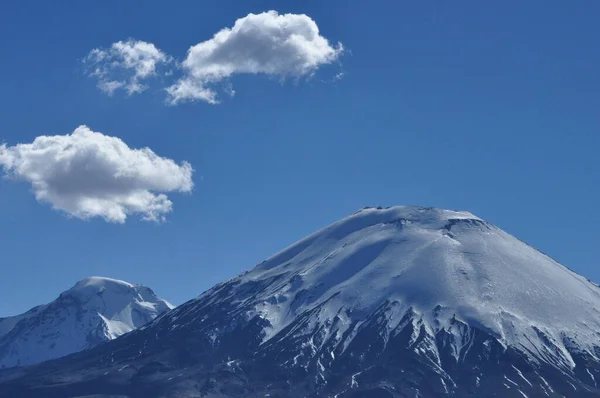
84;40;172;95
0;126;193;223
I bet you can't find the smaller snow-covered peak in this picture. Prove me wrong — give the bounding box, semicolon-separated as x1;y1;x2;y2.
63;276;170;307
67;276;134;298
0;276;174;368
72;276;134;290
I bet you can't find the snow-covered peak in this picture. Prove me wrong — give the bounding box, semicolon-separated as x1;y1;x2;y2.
210;205;600;356
0;277;174;368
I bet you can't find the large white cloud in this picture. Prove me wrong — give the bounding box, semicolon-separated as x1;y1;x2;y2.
167;11;343;104
0;126;193;223
84;40;172;95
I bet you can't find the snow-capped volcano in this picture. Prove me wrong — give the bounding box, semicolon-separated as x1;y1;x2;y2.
239;206;600;351
0;276;173;369
2;206;600;397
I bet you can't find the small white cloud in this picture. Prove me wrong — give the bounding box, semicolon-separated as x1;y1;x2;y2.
0;126;193;223
84;40;172;96
166;10;343;104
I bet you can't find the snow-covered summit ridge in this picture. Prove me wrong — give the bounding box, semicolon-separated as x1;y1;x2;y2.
0;276;173;368
71;276;134;291
63;276;165;306
259;205;482;267
207;205;600;358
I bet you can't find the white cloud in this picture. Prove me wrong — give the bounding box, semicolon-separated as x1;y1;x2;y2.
166;10;343;104
0;126;193;223
84;40;172;95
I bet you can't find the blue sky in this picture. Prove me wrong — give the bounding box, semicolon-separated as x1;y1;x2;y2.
1;1;599;315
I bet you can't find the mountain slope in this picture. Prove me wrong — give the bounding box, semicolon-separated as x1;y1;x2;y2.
0;305;47;340
0;276;173;369
1;206;600;398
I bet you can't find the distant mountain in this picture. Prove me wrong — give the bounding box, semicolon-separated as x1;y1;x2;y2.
2;206;600;397
0;277;173;369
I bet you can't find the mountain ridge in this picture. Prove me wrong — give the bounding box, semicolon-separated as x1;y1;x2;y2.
1;206;599;397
